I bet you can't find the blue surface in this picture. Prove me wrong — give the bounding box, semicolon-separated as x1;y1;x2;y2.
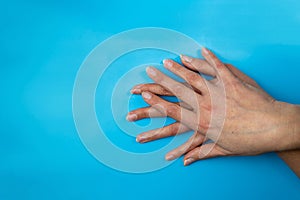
1;0;300;199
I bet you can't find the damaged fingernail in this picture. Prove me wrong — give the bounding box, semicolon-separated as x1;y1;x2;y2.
142;92;151;99
126;114;137;121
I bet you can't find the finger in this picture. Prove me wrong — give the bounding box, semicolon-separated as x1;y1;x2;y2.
132;82;201;98
127;101;193;122
226;64;260;88
146;67;201;108
141;91;199;131
131;82;200;105
163;59;209;95
183;143;228;166
126;106;164;121
165;132;206;161
180;55;216;77
131;83;173;96
180;55;255;87
201;48;236;83
136;122;190;143
182;82;202;95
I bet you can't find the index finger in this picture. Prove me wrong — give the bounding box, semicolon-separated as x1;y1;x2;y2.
146;67;201;108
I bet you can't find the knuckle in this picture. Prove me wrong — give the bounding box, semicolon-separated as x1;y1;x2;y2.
198;150;206;159
227;78;242;92
135;109;146;118
187;73;199;81
199;117;210;131
166;104;179;116
172;84;185;96
160;87;171;94
190;58;198;66
152;104;166;115
148;107;162;117
170;123;180;134
193;59;206;68
216;62;224;69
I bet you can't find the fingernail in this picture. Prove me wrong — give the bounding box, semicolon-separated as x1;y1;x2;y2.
184;158;194;166
142;92;151;99
130;88;141;93
180;54;192;63
163;59;173;68
165;154;175;161
136;135;146;143
202;47;209;55
146;67;156;76
126;114;137;121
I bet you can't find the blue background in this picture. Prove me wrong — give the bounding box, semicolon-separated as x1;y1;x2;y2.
1;0;300;199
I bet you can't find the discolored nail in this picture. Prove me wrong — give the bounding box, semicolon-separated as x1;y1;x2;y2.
180;55;193;63
165;154;175;161
184;158;195;166
126;114;137;121
146;67;157;76
142;92;151;99
163;59;173;68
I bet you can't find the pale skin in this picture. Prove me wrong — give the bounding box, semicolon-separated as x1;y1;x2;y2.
127;48;300;177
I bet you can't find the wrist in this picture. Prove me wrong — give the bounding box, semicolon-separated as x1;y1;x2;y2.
274;101;300;150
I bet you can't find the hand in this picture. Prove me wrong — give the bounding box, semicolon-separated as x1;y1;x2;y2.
127;48;300;166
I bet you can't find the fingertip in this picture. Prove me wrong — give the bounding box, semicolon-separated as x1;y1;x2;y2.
130;88;141;94
165;153;175;161
126;113;137;121
202;47;209;55
135;137;139;142
180;54;193;63
136;135;146;143
136;136;143;143
146;66;157;76
184;157;195;166
130;84;142;94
